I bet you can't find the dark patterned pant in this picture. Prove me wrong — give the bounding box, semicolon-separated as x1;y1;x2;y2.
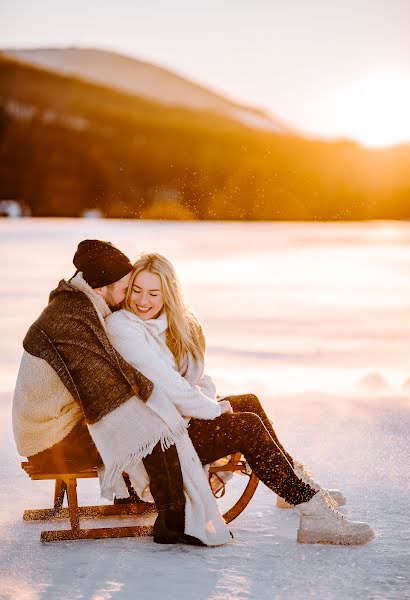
143;393;316;535
189;394;315;506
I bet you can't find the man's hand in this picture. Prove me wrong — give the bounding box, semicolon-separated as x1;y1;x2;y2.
219;400;233;415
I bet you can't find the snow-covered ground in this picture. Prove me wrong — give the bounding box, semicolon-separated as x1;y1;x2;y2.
0;219;409;600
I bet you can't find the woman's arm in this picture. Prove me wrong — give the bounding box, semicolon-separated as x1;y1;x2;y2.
195;374;217;400
106;314;221;420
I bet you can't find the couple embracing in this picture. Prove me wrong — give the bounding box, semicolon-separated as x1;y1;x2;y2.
13;239;374;546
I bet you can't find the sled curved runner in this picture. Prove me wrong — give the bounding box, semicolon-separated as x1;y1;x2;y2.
208;453;259;523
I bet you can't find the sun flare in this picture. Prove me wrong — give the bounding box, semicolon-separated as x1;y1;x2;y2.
320;68;410;147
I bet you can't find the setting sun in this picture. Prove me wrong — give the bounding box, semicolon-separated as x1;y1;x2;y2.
321;69;410;148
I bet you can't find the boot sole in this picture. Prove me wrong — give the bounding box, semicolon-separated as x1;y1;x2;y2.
297;528;374;545
153;533;206;546
153;535;180;544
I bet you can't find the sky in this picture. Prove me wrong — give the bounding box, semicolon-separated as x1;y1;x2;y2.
1;0;410;146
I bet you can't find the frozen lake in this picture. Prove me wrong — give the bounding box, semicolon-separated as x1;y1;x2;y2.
0;219;409;599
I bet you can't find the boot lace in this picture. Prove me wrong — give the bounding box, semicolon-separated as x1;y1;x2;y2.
294;461;320;489
322;490;346;520
296;463;340;510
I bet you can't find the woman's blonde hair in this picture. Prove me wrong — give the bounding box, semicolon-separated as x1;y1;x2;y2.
124;253;204;368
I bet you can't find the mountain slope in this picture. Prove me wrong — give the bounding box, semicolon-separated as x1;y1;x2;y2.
1;53;409;221
2;47;290;133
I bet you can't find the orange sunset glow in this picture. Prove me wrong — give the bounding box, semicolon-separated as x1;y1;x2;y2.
0;1;410;221
320;68;410;147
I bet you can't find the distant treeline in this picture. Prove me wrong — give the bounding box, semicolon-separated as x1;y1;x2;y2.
1;56;410;220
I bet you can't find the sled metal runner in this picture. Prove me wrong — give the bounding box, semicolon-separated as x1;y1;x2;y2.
21;454;259;542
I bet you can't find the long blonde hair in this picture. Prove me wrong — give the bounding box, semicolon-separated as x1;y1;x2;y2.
124;253;204;368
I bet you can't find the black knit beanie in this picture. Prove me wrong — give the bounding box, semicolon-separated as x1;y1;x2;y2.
73;239;133;288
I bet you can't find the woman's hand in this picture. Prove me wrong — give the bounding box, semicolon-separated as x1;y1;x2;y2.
219;400;233;415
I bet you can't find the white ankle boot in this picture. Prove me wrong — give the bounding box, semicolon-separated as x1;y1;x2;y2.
296;491;374;545
277;461;346;509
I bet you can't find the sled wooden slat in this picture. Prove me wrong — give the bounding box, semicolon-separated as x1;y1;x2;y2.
40;525;154;542
23;503;150;521
209;462;246;473
22;467;97;480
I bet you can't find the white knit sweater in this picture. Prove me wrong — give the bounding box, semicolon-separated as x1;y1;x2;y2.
105;310;221;422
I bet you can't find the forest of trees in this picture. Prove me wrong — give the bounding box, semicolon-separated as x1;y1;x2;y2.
1;55;410;220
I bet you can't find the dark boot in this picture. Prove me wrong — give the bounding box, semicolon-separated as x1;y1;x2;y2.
143;442;204;545
153;508;205;546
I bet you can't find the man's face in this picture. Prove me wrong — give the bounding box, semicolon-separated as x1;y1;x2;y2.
98;272;131;308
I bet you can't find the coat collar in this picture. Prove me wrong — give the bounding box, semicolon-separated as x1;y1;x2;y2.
69;272;111;326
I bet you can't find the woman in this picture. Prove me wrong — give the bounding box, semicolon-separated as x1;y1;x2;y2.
106;253;374;546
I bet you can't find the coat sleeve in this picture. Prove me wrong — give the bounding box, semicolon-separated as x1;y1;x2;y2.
196;374;217;400
106;315;221;420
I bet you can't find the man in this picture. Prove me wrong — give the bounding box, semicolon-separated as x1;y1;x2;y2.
13;239;189;543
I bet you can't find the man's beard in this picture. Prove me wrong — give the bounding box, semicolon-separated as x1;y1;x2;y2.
104;290;121;310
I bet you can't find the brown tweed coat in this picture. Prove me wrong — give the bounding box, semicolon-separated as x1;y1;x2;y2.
23;279;153;424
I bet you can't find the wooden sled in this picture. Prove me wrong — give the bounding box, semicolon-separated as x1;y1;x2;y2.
22;453;259;542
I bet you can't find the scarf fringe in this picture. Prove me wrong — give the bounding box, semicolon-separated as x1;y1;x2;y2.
99;423;186;500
